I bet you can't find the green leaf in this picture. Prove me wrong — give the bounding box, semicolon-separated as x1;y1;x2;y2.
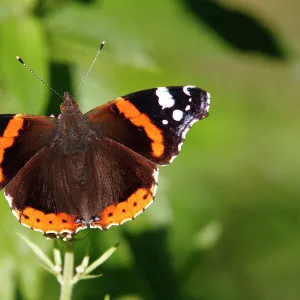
18;234;55;271
85;243;119;275
79;241;91;269
0;15;49;114
79;274;103;281
0;258;15;300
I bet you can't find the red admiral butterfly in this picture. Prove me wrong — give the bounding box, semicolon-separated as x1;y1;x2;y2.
1;54;210;238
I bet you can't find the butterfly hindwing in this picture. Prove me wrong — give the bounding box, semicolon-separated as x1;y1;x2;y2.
87;137;158;230
5;134;158;234
5;143;88;235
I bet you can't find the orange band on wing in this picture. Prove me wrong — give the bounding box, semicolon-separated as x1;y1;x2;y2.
14;207;86;234
91;185;156;229
116;98;164;157
4;115;24;137
0;115;24;181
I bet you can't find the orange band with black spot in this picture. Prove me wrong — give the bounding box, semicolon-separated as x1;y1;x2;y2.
116;98;164;158
91;184;156;229
14;207;86;234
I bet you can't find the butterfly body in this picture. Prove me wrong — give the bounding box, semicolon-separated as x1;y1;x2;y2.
1;86;210;238
58;92;88;154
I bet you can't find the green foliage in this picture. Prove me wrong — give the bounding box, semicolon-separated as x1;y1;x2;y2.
18;235;118;300
0;0;298;299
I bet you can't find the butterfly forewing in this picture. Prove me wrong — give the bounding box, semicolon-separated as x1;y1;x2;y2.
0;115;57;189
85;86;210;165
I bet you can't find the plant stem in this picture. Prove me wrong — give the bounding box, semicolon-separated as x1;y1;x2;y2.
59;242;74;300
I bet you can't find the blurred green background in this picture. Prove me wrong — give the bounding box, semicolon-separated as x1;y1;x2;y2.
0;0;299;299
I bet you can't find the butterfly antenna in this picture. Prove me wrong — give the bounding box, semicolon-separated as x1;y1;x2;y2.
74;41;105;96
16;56;63;99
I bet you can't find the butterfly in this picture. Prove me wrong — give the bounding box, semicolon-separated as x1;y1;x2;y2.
1;69;210;239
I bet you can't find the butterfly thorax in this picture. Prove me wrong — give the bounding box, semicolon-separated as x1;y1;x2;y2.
59;92;88;155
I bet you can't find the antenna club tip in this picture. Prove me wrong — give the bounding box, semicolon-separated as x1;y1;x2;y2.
100;41;105;50
16;56;24;64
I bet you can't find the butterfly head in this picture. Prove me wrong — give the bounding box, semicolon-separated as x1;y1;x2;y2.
60;92;79;112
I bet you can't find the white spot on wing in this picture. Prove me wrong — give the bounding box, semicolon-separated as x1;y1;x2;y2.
12;210;19;219
178;142;183;151
156;87;175;109
153;168;159;185
206;92;211;112
169;155;177;163
152;183;158;196
4;192;20;221
183;85;196;96
4;191;13;208
185;105;191;111
172;110;183;121
162;119;168;125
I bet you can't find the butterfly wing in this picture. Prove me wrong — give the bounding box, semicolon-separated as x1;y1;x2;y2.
5;143;88;236
87;137;158;230
5;134;158;234
0;114;57;189
85;86;210;165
